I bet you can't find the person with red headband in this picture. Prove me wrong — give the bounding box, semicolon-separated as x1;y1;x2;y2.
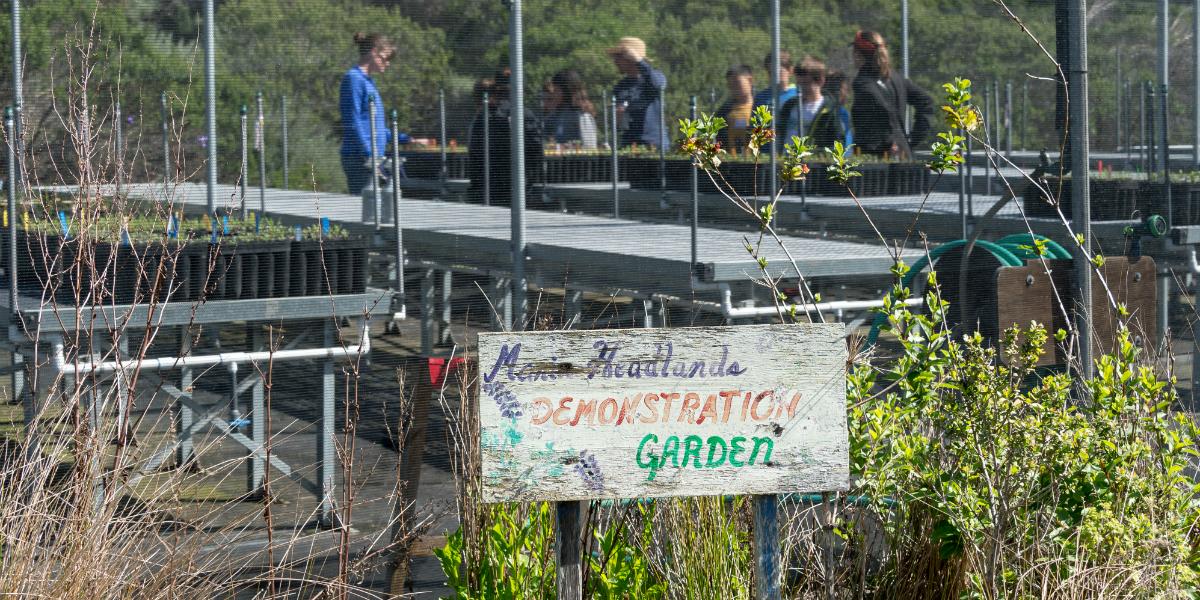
849;30;934;160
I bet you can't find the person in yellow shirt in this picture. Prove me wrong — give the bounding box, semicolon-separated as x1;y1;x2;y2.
716;64;754;151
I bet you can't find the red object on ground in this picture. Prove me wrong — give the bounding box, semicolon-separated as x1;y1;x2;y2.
428;357;465;387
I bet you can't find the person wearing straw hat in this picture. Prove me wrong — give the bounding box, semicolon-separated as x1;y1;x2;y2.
608;37;667;148
849;30;933;160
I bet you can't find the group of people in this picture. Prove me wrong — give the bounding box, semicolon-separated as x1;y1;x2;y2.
337;30;934;200
718;31;934;160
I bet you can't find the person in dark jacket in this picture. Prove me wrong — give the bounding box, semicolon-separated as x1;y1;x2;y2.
849;30;933;159
778;56;849;152
467;69;544;207
608;37;667;148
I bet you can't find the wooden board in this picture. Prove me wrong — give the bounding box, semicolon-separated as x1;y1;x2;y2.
477;324;850;502
995;257;1156;366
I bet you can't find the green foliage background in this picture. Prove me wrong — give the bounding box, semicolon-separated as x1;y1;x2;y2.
0;0;1187;192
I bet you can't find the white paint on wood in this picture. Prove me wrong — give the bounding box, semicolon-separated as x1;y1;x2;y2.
477;324;850;502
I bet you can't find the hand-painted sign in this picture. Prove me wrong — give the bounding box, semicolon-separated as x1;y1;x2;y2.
477;324;849;502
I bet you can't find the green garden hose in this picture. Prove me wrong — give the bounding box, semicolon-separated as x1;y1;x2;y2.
864;236;1071;346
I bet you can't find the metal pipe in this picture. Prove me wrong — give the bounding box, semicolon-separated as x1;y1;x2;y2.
1116;47;1122;153
1148;83;1157;173
1005;81;1013;160
770;0;780;200
160;92;170;189
1142;81;1149;170
659;77;668;209
1021;79;1028;151
114;102;123;190
1160;0;1173;225
483;91;490;206
712;289;922;320
611;94;619;218
391;109;406;320
369;96;381;231
509;0;527;330
993;79;1001;165
256;91;266;215
1069;0;1093;377
1126;79;1133;163
439;88;448;198
983;87;992;196
5;107;16;315
965;125;974;237
902;0;910;134
281;95;289;189
10;0;22;199
690;96;698;277
240;105;249;218
204;0;216;216
1195;0;1199;167
45;328;369;375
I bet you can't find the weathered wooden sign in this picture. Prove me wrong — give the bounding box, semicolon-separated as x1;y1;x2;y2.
477;323;850;502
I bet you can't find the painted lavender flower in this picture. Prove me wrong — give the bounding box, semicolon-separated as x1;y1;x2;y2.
197;134;209;149
482;380;522;419
574;450;604;492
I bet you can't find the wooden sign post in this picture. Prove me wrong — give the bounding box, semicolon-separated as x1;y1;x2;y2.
478;323;849;598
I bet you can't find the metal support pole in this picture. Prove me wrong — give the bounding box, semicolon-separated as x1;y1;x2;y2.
601;92;609;148
203;0;217;216
11;0;23;199
1143;82;1151;171
966;127;974;236
1126;79;1133;163
902;0;910;135
1005;80;1013;160
993;79;1001;165
770;0;780;199
6;107;22;425
983;88;992;196
1160;0;1173;224
1160;271;1171;347
1069;0;1094;377
87;338;104;511
1117;47;1124;154
6;108;17;315
160;92;170;189
421;269;436;356
1021;79;1028;151
391;109;405;319
1195;0;1200;167
440;271;452;345
318;320;336;528
690;96;699;277
250;326;265;495
659;80;668;209
369;97;381;231
510;0;527;330
483;91;491;206
114;101;123;175
439;88;448;198
256;91;266;215
611;94;620;218
177;327;194;468
281;95;289;189
239;105;248;217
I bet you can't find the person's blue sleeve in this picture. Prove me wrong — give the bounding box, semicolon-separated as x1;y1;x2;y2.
341;73;372;157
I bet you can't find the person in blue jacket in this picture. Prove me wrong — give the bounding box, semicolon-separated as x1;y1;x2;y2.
340;32;408;194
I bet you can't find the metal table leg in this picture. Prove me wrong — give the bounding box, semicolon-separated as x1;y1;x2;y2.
318;319;336;528
250;324;265;496
177;327;194;468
